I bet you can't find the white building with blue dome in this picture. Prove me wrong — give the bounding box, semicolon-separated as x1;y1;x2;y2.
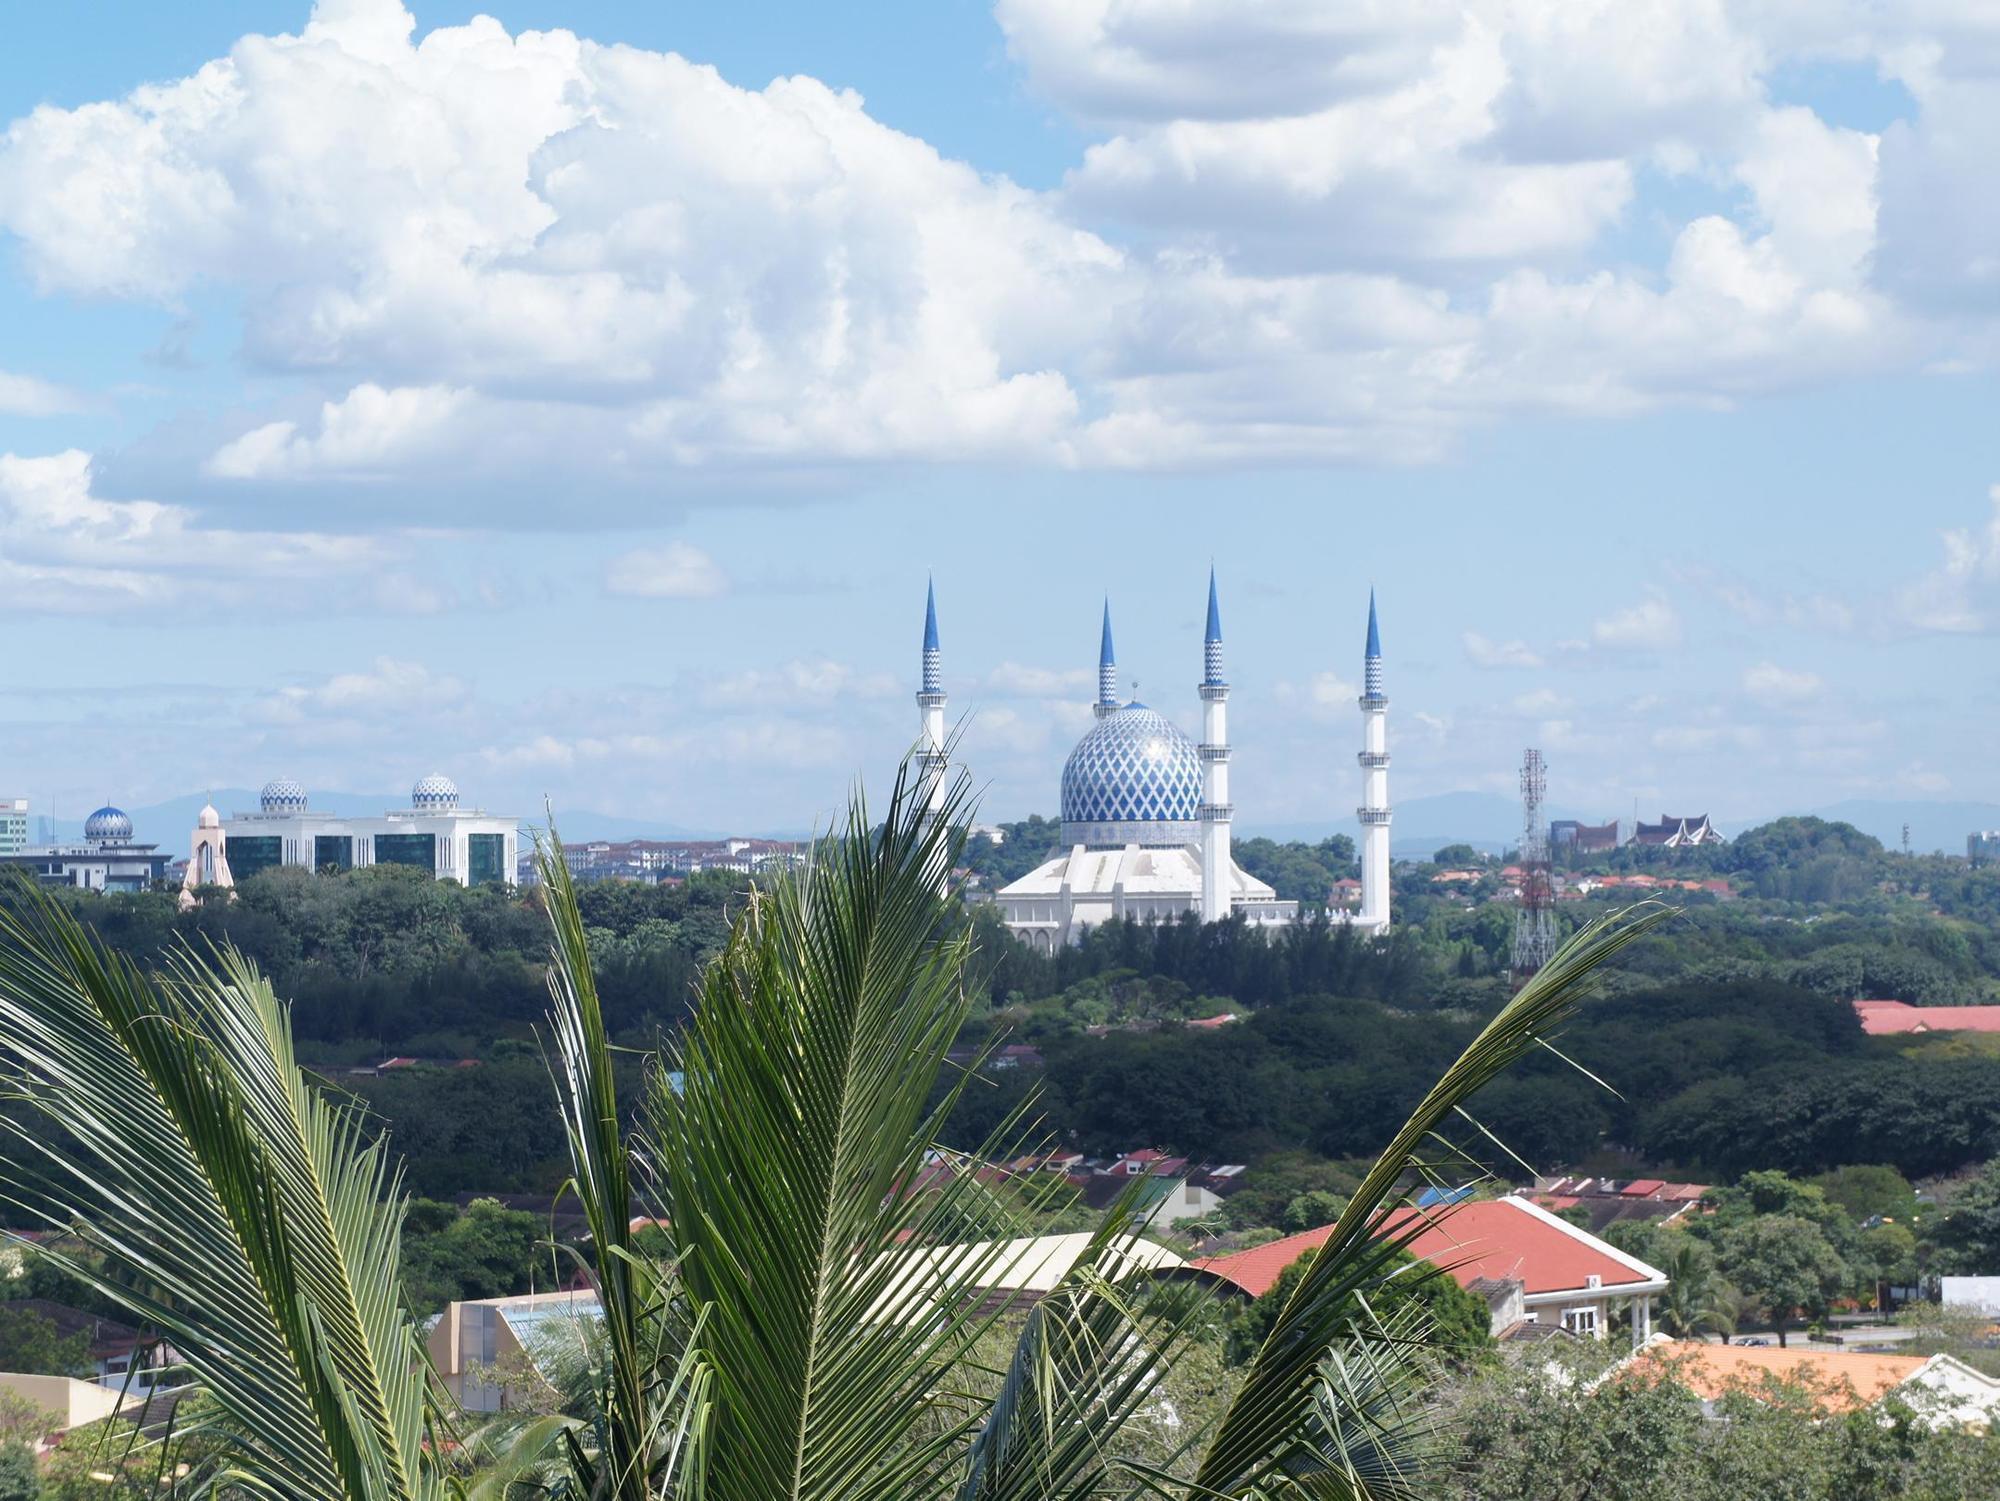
207;775;519;886
0;803;170;891
916;576;1391;952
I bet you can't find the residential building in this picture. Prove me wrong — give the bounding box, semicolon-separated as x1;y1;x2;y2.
214;775;518;886
0;805;170;891
0;798;27;856
1624;1340;2000;1428
428;1288;601;1412
1853;1000;2000;1036
1526;1176;1709;1237
1190;1194;1670;1347
0;1374;129;1440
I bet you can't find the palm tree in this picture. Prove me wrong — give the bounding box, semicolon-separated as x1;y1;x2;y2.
1655;1241;1739;1344
0;761;1671;1499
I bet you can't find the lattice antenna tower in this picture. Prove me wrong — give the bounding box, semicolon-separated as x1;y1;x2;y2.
1511;747;1557;975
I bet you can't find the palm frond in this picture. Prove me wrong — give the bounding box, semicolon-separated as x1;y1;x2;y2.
1194;901;1676;1497
641;758;1062;1501
537;823;686;1501
0;876;439;1501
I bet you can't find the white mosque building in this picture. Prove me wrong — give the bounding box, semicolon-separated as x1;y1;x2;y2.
918;575;1392;952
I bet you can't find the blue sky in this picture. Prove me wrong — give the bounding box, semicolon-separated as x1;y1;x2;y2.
1;1;1997;838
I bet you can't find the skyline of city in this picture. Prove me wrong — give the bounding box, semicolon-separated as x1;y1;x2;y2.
1;2;1997;833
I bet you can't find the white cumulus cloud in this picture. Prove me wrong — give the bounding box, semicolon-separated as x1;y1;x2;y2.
605;541;728;599
1591;596;1682;651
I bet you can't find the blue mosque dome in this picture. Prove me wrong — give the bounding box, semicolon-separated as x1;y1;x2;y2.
260;776;309;814
1059;703;1202;846
84;805;133;843
411;773;460;812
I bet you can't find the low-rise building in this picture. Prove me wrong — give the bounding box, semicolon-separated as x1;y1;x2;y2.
0;805;170;892
1854;1000;2000;1036
1526;1176;1709;1237
1190;1194;1669;1347
428;1288;600;1412
1623;1340;2000;1428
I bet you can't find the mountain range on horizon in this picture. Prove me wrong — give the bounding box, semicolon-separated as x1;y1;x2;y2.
38;789;2000;865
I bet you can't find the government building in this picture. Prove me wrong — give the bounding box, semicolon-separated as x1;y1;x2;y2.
0;805;171;892
199;776;519;888
914;575;1392;952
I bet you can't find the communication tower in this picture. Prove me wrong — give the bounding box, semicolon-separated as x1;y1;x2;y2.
1511;748;1557;976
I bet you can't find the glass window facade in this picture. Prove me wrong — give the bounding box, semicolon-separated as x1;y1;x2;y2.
373;832;436;871
468;833;507;887
313;835;354;873
227;835;285;881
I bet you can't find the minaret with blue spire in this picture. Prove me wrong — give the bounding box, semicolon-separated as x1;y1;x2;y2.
916;576;949;825
1198;566;1233;923
1356;590;1392;931
1095;600;1120;719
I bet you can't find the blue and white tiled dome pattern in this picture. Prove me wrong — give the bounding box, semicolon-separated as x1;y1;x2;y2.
84;805;133;842
260;776;309;814
411;773;460;812
1060;704;1201;844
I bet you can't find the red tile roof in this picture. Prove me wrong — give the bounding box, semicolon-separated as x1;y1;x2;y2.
1621;1178;1667;1197
1190;1196;1665;1300
1853;999;2000;1035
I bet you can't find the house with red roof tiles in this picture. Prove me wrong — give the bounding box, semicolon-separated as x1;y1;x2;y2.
1189;1195;1669;1347
1853;999;2000;1035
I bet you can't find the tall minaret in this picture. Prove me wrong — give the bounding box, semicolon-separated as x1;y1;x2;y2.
916;577;948;825
1356;591;1392;931
1095;600;1120;719
1198;568;1233;923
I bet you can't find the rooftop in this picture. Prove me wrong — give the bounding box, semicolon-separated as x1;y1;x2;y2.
1853;999;2000;1035
1190;1195;1666;1300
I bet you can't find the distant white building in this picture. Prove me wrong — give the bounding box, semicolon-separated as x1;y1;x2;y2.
214;775;519;887
916;576;1391;952
0;805;170;892
0;798;27;856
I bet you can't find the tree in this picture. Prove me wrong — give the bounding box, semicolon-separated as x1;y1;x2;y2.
1812;1164;1918;1225
1233;1246;1493;1367
0;764;1671;1500
1929;1157;2000;1274
0;1306;89;1378
1652;1239;1738;1342
1718;1215;1848;1346
0;1444;36;1501
399;1196;547;1315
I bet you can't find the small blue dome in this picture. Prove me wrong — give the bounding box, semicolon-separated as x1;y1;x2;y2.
411;773;459;812
260;776;309;814
1059;704;1202;844
84;806;133;842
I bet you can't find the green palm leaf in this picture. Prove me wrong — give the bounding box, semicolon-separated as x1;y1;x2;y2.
634;761;1065;1500
0;878;439;1501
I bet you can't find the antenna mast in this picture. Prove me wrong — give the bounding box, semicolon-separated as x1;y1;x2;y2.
1512;747;1557;976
